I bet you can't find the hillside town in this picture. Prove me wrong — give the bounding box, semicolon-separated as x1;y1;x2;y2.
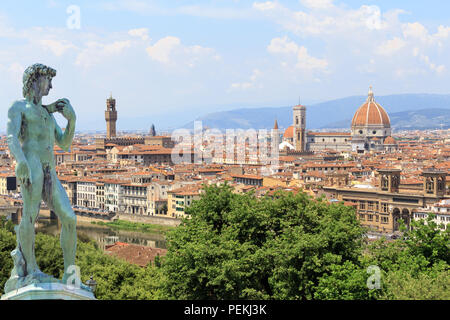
0;88;449;243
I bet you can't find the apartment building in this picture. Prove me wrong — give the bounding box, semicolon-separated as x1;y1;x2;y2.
147;180;170;216
104;179;123;213
167;185;202;218
76;178;97;208
121;183;149;215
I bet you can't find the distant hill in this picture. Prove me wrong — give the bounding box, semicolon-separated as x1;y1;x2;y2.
323;108;450;130
182;94;450;131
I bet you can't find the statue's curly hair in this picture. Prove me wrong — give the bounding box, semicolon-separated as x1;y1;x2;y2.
22;63;56;98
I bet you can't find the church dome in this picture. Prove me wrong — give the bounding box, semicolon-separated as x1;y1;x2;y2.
384;136;397;144
283;126;294;139
351;87;390;128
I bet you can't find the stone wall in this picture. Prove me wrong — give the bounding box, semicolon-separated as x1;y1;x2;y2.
117;212;182;227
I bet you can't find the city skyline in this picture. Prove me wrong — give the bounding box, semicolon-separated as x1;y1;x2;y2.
2;0;450;131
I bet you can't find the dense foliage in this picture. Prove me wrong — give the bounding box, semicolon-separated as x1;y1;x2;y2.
314;214;450;300
0;185;448;300
162;185;364;299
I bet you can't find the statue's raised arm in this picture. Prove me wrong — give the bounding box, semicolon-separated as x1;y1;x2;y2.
47;98;77;152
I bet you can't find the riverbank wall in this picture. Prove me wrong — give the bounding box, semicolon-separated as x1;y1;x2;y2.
39;209;113;223
117;212;182;227
40;209;182;227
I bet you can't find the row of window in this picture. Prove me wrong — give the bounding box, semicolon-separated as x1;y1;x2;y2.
77;186;96;192
413;213;450;222
359;213;389;224
356;130;387;135
309;138;348;143
77;200;96;207
78;193;95;200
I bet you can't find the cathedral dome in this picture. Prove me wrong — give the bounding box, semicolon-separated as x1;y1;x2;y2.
283;126;294;139
351;87;390;128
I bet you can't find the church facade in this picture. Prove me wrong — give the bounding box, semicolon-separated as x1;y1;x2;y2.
282;87;398;153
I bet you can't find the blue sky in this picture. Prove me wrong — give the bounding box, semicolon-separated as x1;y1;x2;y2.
1;0;450;131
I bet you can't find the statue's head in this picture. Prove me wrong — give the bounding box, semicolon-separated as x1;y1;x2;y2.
22;63;56;102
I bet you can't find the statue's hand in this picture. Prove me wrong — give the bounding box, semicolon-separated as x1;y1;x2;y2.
58;99;76;121
44;99;65;113
15;161;32;187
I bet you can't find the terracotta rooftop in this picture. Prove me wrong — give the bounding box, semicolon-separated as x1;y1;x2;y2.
105;242;167;267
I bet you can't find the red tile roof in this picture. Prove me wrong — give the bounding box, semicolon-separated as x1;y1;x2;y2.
105;242;167;267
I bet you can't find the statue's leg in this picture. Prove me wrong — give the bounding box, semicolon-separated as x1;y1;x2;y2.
42;167;77;283
18;157;44;275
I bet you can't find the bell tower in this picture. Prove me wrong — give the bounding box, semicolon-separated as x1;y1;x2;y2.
422;170;447;197
293;104;306;152
105;93;117;138
378;168;401;193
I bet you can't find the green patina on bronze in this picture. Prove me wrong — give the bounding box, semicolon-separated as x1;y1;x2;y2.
4;63;90;293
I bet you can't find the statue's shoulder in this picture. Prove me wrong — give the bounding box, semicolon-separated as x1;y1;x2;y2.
8;99;27;114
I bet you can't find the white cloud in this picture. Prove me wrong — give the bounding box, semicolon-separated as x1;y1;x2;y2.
419;54;445;74
40;39;77;56
145;36;218;67
230;82;253;90
300;0;334;10
76;40;132;68
376;37;406;55
268;36;328;71
435;25;450;40
230;68;263;90
128;28;149;41
296;46;328;70
252;1;278;11
403;22;450;46
254;1;450;82
253;2;389;36
146;36;181;64
403;22;429;41
267;36;299;54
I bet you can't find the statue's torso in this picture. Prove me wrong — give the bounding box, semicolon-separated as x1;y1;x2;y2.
19;101;56;167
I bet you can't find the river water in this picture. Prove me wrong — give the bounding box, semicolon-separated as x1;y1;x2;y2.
35;217;167;251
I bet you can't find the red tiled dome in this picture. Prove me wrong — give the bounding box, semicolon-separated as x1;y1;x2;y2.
283;126;294;139
384;136;396;144
351;87;390;128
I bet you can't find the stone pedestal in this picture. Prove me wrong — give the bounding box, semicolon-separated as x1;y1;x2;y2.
1;283;96;300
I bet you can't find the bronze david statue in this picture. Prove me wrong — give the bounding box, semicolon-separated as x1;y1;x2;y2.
3;63;92;298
